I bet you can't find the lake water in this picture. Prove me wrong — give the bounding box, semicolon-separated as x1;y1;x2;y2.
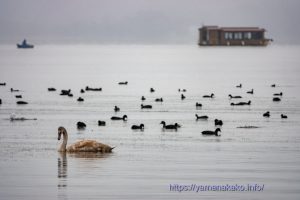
0;45;300;200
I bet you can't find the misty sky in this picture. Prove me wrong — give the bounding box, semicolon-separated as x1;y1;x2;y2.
0;0;299;44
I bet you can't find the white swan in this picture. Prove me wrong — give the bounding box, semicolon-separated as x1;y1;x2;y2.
57;127;114;153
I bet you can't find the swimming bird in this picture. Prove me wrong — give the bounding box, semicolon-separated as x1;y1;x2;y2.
15;95;22;98
48;87;56;91
273;97;281;102
118;81;128;85
111;115;127;121
0;82;6;86
85;86;102;91
196;102;202;107
202;128;221;136
247;89;254;94
150;88;155;93
57;127;114;153
80;89;85;93
141;96;146;101
214;119;223;126
16;101;28;105
273;92;283;96
181;94;186;100
263;111;270;117
10;88;19;92
98;120;106;126
195;114;208;120
236;84;242;88
160;121;180;130
77;121;86;129
77;97;84;102
141;104;152;109
281;114;288;119
68;93;73;97
0;99;2;104
203;93;214;98
230;101;251;106
178;89;187;92
131;124;144;130
114;106;120;112
271;84;276;87
228;94;242;99
155;98;163;102
60;89;71;96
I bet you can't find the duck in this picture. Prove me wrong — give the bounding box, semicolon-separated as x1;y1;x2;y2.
263;111;270;117
118;81;128;85
0;82;6;86
10;88;19;92
15;95;22;98
77;97;84;102
77;121;86;129
48;87;56;91
247;89;254;94
0;99;2;104
230;101;251;106
160;121;180;130
273;97;281;102
273;92;283;96
202;128;221;136
16;101;28;105
181;94;186;100
150;88;155;93
85;86;102;91
236;84;242;88
98;120;106;126
57;127;114;153
141;104;152;109
111;115;127;121
131;124;144;130
80;89;85;93
203;93;214;98
141;96;146;101
195;114;208;120
155;98;163;102
281;114;288;119
196;102;202;107
114;106;120;112
214;119;223;126
228;94;242;99
271;84;276;87
178;89;187;92
68;93;73;97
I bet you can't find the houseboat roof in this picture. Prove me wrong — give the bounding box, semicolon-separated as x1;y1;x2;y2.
200;26;265;32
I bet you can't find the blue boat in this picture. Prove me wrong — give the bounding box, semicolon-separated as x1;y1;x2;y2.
17;39;34;48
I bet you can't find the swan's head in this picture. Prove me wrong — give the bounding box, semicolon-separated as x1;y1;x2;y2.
58;127;66;140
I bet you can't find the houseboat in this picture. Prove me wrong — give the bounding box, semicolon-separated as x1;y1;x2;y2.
198;26;272;46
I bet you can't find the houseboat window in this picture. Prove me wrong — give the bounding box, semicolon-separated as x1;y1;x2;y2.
244;32;251;39
234;32;242;40
228;33;233;39
225;32;229;39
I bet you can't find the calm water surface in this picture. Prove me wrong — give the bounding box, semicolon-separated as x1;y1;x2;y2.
0;45;300;199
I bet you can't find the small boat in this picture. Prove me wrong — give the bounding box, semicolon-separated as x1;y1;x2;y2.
17;39;34;49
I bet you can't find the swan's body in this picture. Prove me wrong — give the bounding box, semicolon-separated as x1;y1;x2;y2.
57;127;114;153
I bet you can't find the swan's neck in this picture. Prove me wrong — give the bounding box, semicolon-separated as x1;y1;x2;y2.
59;131;68;152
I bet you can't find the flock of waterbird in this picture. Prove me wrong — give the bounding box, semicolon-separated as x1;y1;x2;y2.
1;81;288;135
0;81;289;152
